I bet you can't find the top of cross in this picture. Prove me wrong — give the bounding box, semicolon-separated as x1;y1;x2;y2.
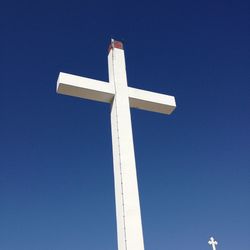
208;237;218;247
108;39;124;52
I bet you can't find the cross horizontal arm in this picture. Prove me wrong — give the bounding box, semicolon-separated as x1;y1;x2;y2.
128;87;176;115
57;72;115;103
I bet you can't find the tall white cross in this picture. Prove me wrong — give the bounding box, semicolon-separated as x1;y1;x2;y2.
208;237;218;250
56;39;176;250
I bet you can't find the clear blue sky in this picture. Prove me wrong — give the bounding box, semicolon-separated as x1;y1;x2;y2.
1;0;249;249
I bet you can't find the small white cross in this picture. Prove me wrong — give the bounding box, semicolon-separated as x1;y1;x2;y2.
208;237;218;250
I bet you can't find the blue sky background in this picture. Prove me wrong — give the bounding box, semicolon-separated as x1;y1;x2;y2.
0;0;249;249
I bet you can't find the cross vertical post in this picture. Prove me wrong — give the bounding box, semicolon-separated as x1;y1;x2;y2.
109;40;144;250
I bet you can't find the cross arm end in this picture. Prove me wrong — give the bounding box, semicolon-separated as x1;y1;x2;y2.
57;72;115;103
128;87;176;115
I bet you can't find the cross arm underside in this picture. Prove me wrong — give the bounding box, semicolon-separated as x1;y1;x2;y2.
57;72;115;103
128;87;176;115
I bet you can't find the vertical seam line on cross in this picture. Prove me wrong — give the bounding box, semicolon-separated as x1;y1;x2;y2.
111;47;128;250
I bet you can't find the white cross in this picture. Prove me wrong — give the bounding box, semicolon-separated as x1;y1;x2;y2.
208;237;218;250
56;39;176;250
